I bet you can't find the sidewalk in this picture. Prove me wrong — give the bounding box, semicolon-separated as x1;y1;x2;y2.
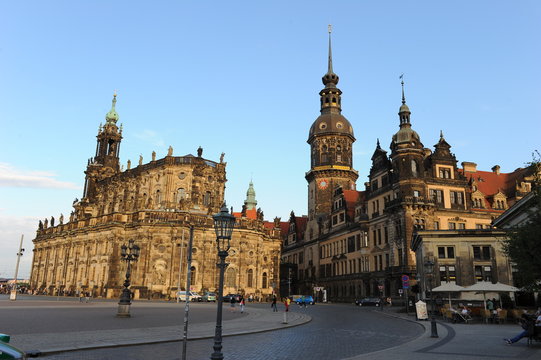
10;308;311;356
348;309;541;360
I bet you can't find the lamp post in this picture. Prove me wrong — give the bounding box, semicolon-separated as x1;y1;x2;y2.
424;260;438;338
10;235;25;301
210;203;236;360
116;239;140;318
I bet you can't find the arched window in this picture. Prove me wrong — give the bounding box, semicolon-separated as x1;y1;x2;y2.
262;272;268;288
225;268;237;288
247;269;253;288
156;190;161;205
177;188;186;202
203;191;211;206
411;160;418;177
190;266;196;285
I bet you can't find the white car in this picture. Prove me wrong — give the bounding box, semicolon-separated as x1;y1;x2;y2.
177;291;202;302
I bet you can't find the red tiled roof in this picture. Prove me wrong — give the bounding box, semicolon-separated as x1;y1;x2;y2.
232;208;258;220
343;190;364;219
460;167;530;198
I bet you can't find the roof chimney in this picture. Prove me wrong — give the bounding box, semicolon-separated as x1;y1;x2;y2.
462;162;477;173
491;165;501;175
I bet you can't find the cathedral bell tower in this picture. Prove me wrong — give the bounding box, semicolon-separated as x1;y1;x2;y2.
390;79;425;181
83;93;123;201
305;26;358;237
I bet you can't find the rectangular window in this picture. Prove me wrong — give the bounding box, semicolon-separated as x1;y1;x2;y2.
299;252;304;264
438;247;446;258
339;212;345;222
377;229;382;245
379;255;383;271
450;191;464;205
384;227;388;243
458;223;466;229
430;189;444;204
347;236;355;253
356;234;361;250
374;256;378;271
434;221;440;230
473;246;491;260
449;222;456;230
447;247;455;259
413;190;420;198
439;266;448;282
385;254;389;268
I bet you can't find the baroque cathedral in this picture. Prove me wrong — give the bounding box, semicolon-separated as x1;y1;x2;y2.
281;30;536;302
30;94;282;299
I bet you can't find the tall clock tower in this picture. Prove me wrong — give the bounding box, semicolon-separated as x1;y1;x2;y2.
305;27;358;239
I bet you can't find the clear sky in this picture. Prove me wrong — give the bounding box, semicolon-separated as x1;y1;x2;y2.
1;1;539;279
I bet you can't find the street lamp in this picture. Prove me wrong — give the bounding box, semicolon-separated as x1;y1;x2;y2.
116;239;140;318
210;203;236;360
424;260;438;338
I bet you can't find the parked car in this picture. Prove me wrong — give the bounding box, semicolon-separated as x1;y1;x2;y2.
223;294;241;302
202;292;217;302
355;297;382;307
0;333;27;359
176;291;202;302
294;295;315;305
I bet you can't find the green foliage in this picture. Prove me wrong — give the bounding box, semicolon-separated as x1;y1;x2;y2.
502;152;541;291
500;293;514;309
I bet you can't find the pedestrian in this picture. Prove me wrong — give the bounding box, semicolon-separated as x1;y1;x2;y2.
230;296;236;312
249;294;253;303
271;295;278;312
301;296;307;309
284;297;291;312
504;312;541;344
240;295;245;313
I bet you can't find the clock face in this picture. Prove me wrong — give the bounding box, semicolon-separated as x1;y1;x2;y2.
318;179;328;190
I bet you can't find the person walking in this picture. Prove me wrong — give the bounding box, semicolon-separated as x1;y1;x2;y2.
239;295;245;313
230;296;236;312
271;295;278;312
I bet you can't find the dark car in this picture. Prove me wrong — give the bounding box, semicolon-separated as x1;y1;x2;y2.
223;294;241;302
355;297;382;306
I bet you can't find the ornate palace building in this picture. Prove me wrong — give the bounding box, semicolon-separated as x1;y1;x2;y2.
281;31;537;302
30;95;282;299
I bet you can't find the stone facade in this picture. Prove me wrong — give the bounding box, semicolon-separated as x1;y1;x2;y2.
30;95;282;299
281;35;537;303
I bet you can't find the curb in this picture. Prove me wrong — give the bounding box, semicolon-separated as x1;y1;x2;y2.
25;312;312;356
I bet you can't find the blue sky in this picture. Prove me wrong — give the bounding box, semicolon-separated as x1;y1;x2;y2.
1;1;539;278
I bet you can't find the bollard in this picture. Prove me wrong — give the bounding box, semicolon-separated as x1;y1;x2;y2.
282;311;288;324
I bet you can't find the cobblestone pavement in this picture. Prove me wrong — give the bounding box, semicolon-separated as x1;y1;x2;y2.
0;295;239;334
40;304;422;360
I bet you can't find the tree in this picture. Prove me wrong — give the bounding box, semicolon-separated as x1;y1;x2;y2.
502;153;541;291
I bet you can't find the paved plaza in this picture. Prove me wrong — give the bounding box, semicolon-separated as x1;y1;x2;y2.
1;295;540;359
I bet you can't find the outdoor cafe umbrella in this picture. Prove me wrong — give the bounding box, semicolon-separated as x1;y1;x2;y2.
431;282;465;307
462;282;519;309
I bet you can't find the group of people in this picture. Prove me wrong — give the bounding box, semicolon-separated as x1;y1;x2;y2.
229;295;246;313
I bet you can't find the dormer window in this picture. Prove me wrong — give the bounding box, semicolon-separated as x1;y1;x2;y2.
439;167;452;179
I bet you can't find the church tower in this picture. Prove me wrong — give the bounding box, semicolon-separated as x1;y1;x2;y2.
305;26;358;239
390;79;425;183
83;93;123;201
244;180;257;210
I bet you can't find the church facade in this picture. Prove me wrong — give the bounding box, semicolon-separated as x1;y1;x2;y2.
30;95;282;299
281;31;537;302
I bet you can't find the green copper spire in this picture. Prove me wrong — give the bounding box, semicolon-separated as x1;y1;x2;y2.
105;92;119;124
244;180;257;210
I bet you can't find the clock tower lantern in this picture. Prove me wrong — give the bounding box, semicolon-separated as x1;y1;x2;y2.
305;26;358;239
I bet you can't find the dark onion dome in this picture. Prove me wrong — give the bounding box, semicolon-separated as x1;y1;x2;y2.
309;113;355;142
